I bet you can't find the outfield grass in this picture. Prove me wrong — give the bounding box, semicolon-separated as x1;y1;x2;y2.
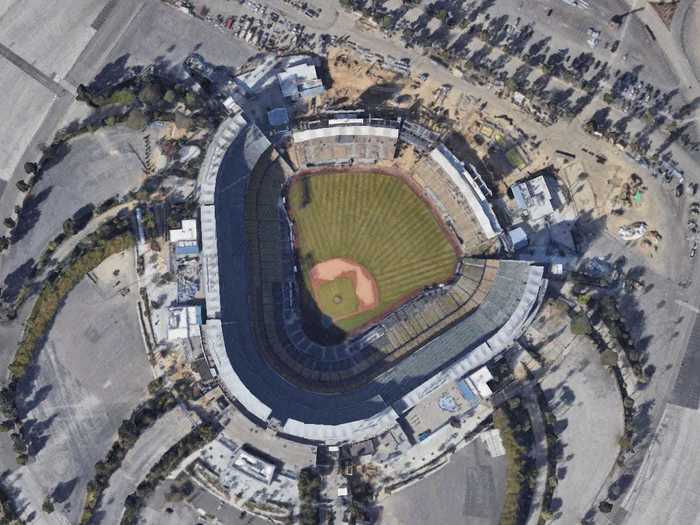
288;171;458;333
316;277;359;321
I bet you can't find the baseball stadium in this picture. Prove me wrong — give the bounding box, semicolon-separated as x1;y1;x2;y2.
198;106;547;444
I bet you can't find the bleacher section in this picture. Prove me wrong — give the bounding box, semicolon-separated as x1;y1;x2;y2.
410;156;489;254
289;119;401;169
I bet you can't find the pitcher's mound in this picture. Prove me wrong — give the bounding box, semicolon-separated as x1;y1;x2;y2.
309;258;380;322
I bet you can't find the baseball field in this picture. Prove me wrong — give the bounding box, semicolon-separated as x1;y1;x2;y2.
287;171;458;335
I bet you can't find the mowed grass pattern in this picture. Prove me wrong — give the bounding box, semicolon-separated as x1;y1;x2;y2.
288;172;458;332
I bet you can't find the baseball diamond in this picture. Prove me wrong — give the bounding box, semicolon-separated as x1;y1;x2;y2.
287;171;459;335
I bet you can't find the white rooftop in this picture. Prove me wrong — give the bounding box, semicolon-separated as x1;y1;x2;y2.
232;448;276;484
170;219;198;243
508;227;528;250
429;145;502;239
467;366;494;399
481;429;506;457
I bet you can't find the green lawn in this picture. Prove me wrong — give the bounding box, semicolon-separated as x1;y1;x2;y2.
505;147;526;169
288;171;458;332
316;277;359;321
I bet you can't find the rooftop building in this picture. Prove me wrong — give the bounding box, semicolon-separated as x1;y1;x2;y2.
507;227;529;252
170;219;198;243
429;145;501;239
277;59;325;100
467;366;494;399
167;305;202;341
170;219;199;256
232;448;276;484
511;176;554;223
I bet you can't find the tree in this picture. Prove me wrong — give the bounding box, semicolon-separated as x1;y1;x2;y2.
63;218;75;236
76;84;98;107
600;349;619;367
0;388;16;419
163;89;177;104
148;377;164;395
174;111;194;131
570;311;592;336
598;501;613;513
139;83;163;106
184;92;199;110
126;109;147;130
42;497;55;514
23;161;38;175
618;435;632;452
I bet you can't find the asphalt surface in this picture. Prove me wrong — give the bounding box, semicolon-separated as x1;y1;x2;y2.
0;43;68;96
0;126;145;303
618;403;700;525
380;438;507;525
540;334;624;523
98;406;196;524
0;252;152;524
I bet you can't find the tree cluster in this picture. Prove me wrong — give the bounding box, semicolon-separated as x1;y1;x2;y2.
493;400;536;525
297;467;321;525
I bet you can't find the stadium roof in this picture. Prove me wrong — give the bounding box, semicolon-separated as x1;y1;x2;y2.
292;125;399;142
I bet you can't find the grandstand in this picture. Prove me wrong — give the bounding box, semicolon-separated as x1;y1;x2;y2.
197;108;547;444
288;115;401;169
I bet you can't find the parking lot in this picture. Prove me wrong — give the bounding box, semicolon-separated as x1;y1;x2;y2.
380;438;506;525
0;125;146;302
2;252;152;524
540;334;624;523
619;403;700;524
